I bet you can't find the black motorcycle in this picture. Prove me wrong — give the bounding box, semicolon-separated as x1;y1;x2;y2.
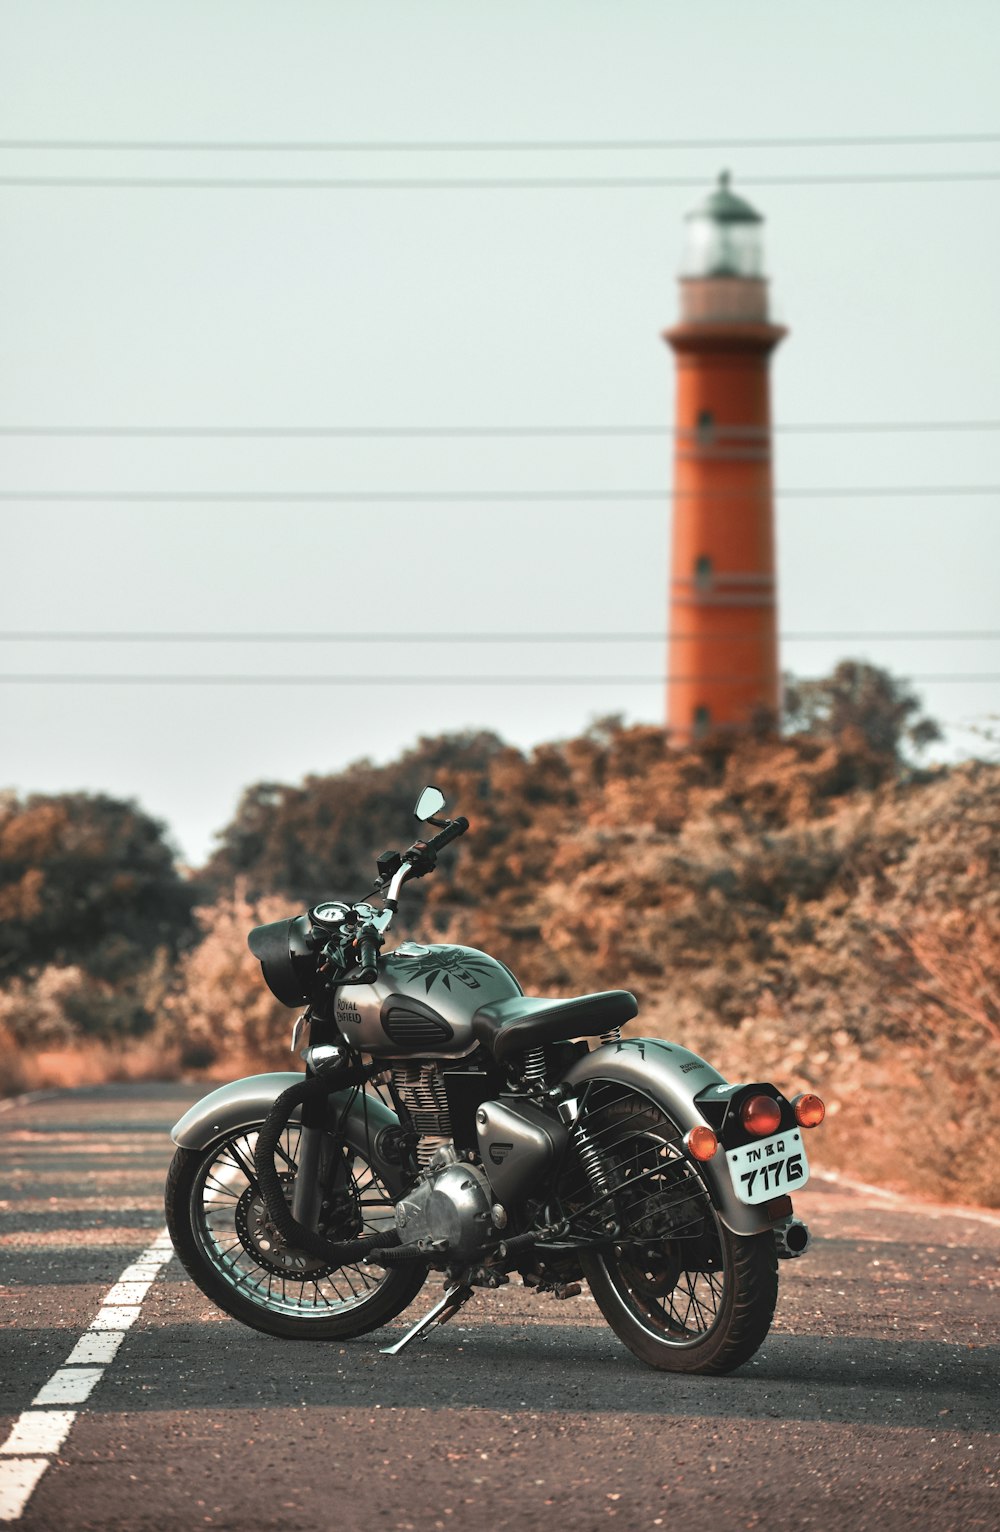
166;786;823;1373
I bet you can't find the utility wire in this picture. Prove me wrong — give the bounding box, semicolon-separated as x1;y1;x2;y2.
1;486;998;503
2;132;998;151
3;171;999;190
2;420;999;439
1;673;997;687
0;630;996;645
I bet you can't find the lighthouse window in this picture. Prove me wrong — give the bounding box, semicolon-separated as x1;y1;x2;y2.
693;706;712;738
696;409;715;442
694;555;713;590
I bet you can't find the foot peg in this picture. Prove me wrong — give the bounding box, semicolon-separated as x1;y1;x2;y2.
379;1282;473;1355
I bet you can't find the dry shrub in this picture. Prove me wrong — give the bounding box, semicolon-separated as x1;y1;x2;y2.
2;729;998;1207
162;884;296;1072
0;956;181;1094
424;741;1000;1206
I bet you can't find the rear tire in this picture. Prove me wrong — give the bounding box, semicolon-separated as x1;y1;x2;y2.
564;1083;778;1374
165;1121;426;1341
582;1221;777;1375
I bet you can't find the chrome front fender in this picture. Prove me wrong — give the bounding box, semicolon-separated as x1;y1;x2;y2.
563;1037;775;1237
169;1071;409;1196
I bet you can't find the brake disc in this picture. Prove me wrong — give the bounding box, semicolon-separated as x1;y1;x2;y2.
233;1173;337;1279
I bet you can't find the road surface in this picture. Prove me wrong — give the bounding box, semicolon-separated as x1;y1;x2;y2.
1;1082;997;1531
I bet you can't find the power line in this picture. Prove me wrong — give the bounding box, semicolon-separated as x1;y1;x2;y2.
0;673;997;687
1;485;998;504
2;420;999;439
2;132;998;151
0;630;996;645
3;171;999;191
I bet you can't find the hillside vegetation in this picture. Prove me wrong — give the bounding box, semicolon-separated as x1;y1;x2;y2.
2;678;997;1206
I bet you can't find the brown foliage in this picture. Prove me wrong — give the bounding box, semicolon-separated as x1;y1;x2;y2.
2;720;998;1206
161;885;296;1072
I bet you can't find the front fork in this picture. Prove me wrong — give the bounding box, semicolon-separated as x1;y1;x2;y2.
289;1087;336;1230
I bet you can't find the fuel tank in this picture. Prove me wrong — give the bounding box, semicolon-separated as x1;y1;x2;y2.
331;942;522;1057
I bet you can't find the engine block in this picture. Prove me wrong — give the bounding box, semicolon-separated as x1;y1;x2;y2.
391;1062;453;1168
394;1146;494;1263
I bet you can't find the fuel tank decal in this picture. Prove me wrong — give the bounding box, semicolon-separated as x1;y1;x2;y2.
390;945;499;995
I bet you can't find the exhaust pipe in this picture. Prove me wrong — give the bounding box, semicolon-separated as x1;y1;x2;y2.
774;1216;811;1259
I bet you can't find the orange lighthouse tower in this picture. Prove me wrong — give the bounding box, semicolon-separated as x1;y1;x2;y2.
664;172;787;742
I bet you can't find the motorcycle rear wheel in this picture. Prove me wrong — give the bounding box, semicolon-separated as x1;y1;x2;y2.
165;1121;426;1340
569;1085;778;1374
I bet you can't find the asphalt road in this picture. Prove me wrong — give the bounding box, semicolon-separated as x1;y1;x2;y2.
1;1082;997;1532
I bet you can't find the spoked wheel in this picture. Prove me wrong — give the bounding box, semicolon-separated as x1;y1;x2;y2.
165;1121;426;1340
563;1083;778;1374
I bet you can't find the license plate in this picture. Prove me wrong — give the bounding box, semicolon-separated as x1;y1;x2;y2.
726;1130;810;1205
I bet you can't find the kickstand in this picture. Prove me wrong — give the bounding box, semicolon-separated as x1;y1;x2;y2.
379;1281;474;1356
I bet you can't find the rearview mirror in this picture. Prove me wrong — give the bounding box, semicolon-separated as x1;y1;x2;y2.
414;785;446;823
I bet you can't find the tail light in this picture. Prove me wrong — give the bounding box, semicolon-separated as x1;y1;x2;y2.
684;1125;719;1161
792;1092;825;1128
740;1094;782;1137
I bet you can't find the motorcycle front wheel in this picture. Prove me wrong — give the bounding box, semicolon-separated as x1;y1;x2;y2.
567;1084;778;1374
165;1120;426;1340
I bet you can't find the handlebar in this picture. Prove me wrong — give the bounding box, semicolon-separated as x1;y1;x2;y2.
424;815;469;854
382;816;470;912
355;925;380;985
315;815;471;985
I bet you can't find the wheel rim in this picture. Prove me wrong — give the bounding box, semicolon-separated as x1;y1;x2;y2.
564;1083;729;1349
191;1124;395;1319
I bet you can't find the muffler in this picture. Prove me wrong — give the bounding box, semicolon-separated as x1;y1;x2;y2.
774;1216;811;1258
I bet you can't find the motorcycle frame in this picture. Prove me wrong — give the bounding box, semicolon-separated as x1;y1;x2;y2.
170;1035;785;1241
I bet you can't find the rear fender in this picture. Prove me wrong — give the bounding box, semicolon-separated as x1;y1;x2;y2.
561;1038;778;1237
169;1072;409;1196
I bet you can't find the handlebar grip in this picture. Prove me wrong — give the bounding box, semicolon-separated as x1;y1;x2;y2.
425;816;469;854
356;928;380;985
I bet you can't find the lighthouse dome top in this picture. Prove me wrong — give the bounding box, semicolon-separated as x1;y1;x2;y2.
681;171;765;279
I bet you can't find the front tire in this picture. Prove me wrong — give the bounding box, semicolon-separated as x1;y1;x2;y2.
165;1120;426;1340
564;1083;778;1374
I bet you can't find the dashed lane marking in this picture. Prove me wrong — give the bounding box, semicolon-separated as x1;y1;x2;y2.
0;1415;76;1458
0;1228;173;1521
31;1371;105;1407
0;1466;48;1524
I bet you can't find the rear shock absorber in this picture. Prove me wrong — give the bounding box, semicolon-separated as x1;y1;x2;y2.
599;1026;621;1044
522;1046;546;1086
572;1120;611;1197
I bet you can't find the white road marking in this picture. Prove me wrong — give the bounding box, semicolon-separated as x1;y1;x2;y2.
32;1370;104;1407
0;1227;173;1522
88;1305;143;1331
63;1332;126;1366
102;1281;154;1306
0;1463;48;1522
0;1415;76;1457
117;1260;168;1282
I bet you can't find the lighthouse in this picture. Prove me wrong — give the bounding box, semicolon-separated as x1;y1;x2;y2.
664;172;787;742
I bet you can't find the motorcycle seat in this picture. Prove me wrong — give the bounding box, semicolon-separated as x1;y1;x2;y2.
471;990;638;1064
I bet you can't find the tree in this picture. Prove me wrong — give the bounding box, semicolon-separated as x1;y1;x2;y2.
783;660;942;765
0;790;195;982
201;730;506;901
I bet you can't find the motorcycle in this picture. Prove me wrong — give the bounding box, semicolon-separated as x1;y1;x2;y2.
166;786;824;1374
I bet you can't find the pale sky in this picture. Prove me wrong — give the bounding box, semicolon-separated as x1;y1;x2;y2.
2;1;999;863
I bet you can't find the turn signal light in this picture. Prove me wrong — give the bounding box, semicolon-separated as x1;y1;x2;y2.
792;1093;826;1128
740;1094;782;1137
684;1125;719;1162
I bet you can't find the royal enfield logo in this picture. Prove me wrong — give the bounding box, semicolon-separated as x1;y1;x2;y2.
336;998;362;1026
391;946;497;995
489;1142;514;1166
